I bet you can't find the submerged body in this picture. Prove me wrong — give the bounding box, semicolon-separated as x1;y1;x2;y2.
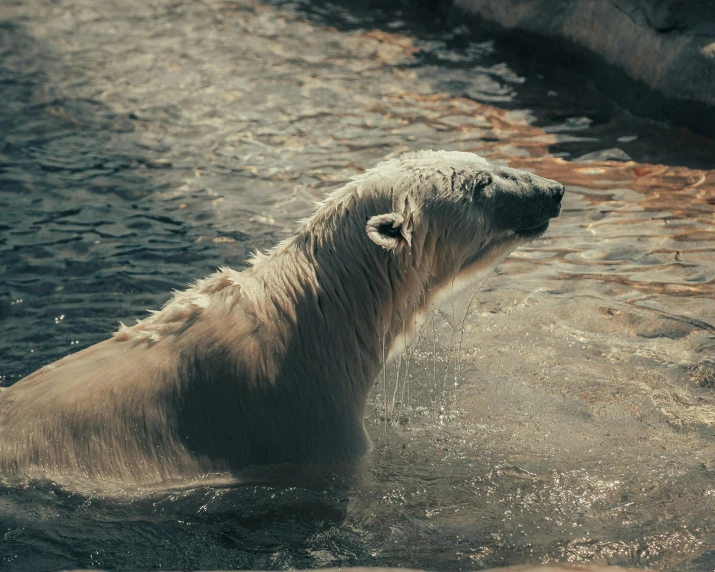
0;151;564;485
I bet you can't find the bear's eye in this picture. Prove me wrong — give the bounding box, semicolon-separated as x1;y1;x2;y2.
470;172;492;196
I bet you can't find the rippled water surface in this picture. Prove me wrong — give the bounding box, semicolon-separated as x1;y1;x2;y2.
1;0;714;570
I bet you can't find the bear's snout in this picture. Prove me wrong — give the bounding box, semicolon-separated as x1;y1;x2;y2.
551;183;565;204
481;170;565;241
526;174;564;221
545;182;565;218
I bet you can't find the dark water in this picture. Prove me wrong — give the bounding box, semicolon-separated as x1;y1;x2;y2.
1;0;714;570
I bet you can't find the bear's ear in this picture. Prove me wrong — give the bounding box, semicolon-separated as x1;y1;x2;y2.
366;213;412;251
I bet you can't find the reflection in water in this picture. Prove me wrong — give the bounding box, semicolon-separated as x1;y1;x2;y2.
0;0;713;570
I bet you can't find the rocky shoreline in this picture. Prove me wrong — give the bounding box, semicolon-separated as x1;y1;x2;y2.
441;0;715;137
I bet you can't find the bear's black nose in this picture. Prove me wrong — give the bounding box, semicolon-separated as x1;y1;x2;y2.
552;183;565;203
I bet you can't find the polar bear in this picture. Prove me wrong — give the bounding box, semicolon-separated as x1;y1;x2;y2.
0;151;563;486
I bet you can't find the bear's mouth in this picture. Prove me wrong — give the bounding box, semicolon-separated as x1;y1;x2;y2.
515;220;550;239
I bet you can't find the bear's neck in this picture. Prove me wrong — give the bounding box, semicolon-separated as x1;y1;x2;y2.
257;216;421;395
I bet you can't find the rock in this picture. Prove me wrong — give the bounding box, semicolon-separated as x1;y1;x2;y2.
448;0;715;137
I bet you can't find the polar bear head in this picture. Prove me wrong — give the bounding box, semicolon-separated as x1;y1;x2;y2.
294;150;563;355
363;151;562;288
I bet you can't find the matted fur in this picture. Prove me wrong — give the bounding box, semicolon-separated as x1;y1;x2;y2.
0;151;564;486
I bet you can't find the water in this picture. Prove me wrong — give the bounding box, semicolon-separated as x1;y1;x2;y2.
0;0;714;570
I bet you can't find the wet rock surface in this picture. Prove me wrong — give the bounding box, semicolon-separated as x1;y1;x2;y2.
449;0;715;136
0;0;713;570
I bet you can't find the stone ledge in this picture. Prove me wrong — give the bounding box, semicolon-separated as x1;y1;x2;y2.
447;0;715;137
